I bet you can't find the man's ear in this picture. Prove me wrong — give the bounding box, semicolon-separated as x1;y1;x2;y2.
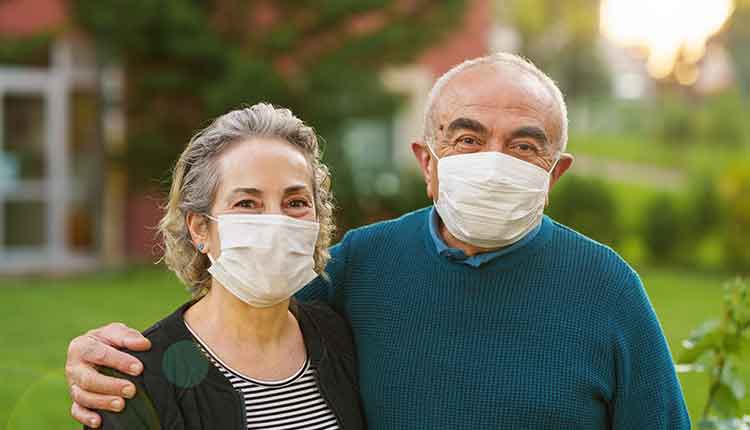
546;153;574;207
186;212;209;254
411;140;436;199
550;153;574;188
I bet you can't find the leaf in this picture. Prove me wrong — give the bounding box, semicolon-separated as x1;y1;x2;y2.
676;363;705;373
697;419;718;430
700;417;750;430
724;332;745;355
712;382;741;418
721;362;746;400
679;320;721;364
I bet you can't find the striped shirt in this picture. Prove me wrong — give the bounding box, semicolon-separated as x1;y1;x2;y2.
184;321;340;430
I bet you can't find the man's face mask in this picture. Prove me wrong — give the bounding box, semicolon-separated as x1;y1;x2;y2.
427;144;558;249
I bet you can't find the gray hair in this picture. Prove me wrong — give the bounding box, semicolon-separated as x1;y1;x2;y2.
158;103;335;297
423;52;568;153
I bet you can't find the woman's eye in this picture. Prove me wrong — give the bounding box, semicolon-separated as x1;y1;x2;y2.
235;200;257;209
288;199;311;209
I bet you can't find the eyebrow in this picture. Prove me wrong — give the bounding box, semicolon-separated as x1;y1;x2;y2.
283;184;311;195
229;187;262;198
227;185;311;200
509;126;549;147
445;117;489;137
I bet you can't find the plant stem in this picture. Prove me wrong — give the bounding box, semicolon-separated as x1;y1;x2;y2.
702;347;727;420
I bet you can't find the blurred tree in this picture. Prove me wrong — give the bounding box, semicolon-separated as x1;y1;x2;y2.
0;33;53;66
727;0;750;98
496;0;611;100
725;0;750;154
654;90;749;149
72;0;465;229
656;94;701;146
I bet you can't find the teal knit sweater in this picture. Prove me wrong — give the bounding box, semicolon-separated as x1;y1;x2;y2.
298;207;690;429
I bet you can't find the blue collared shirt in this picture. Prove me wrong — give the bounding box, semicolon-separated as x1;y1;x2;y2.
428;207;542;267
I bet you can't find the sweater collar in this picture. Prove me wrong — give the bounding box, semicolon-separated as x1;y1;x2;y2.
157;300;324;388
420;205;554;271
427;206;542;267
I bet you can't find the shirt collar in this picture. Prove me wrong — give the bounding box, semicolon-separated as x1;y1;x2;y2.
428;206;542;268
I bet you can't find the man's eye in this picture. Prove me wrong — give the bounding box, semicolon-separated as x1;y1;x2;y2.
516;142;537;152
458;136;479;145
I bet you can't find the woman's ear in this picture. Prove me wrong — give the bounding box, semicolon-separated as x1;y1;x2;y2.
186;212;210;254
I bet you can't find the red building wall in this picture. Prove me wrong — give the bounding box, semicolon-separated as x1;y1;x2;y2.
417;0;492;78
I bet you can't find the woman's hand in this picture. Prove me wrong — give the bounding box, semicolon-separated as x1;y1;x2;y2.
65;322;151;428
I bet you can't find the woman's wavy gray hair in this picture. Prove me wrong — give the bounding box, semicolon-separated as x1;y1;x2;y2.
158;103;335;297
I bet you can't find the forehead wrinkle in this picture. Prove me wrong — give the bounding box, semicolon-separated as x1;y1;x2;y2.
433;68;562;150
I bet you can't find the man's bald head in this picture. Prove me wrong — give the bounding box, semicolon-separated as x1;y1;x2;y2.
423;53;568;154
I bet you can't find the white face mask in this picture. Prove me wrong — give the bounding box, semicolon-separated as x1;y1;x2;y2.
428;145;558;249
205;214;320;308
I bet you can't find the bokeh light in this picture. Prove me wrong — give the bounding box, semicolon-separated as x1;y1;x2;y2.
600;0;735;81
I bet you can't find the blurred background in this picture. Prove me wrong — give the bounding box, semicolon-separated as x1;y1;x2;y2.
0;0;748;428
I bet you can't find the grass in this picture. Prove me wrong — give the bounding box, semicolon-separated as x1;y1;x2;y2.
0;265;746;428
0;267;185;430
569;133;750;171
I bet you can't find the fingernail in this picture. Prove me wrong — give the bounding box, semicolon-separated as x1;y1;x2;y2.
111;399;123;410
129;362;141;375
122;384;135;398
89;417;99;427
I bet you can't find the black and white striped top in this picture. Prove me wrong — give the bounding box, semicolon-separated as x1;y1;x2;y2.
184;321;340;430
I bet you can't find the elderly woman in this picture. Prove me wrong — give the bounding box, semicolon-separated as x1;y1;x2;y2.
86;104;364;429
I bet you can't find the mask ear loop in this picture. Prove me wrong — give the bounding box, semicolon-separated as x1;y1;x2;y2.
200;213;218;263
425;141;440;161
549;156;561;176
544;156;562;207
424;142;441;205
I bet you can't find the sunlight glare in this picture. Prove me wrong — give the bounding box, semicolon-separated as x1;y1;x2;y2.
600;0;735;81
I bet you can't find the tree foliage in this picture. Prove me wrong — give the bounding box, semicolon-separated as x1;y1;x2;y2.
497;0;610;99
71;1;465;212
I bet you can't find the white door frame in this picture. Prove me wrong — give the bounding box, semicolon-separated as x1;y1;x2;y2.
0;41;96;273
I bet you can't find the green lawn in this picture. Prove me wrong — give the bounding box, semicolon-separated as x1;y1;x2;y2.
0;265;746;429
569;134;750;171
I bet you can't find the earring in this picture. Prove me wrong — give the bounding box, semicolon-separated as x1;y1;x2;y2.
197;243;205;252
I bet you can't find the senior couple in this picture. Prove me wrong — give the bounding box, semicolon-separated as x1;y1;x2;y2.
65;53;690;429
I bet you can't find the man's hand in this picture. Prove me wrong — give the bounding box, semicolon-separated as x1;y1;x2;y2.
65;322;151;428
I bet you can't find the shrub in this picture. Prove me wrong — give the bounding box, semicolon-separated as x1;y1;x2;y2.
547;175;621;247
656;94;700;145
641;192;684;263
718;164;750;274
678;278;750;429
687;174;722;238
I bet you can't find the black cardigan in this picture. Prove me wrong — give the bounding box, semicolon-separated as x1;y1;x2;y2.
87;300;365;430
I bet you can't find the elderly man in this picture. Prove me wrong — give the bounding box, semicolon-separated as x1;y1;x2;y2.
66;53;690;429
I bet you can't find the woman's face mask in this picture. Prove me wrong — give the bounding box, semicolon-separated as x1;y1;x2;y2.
192;138;320;307
206;213;319;308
